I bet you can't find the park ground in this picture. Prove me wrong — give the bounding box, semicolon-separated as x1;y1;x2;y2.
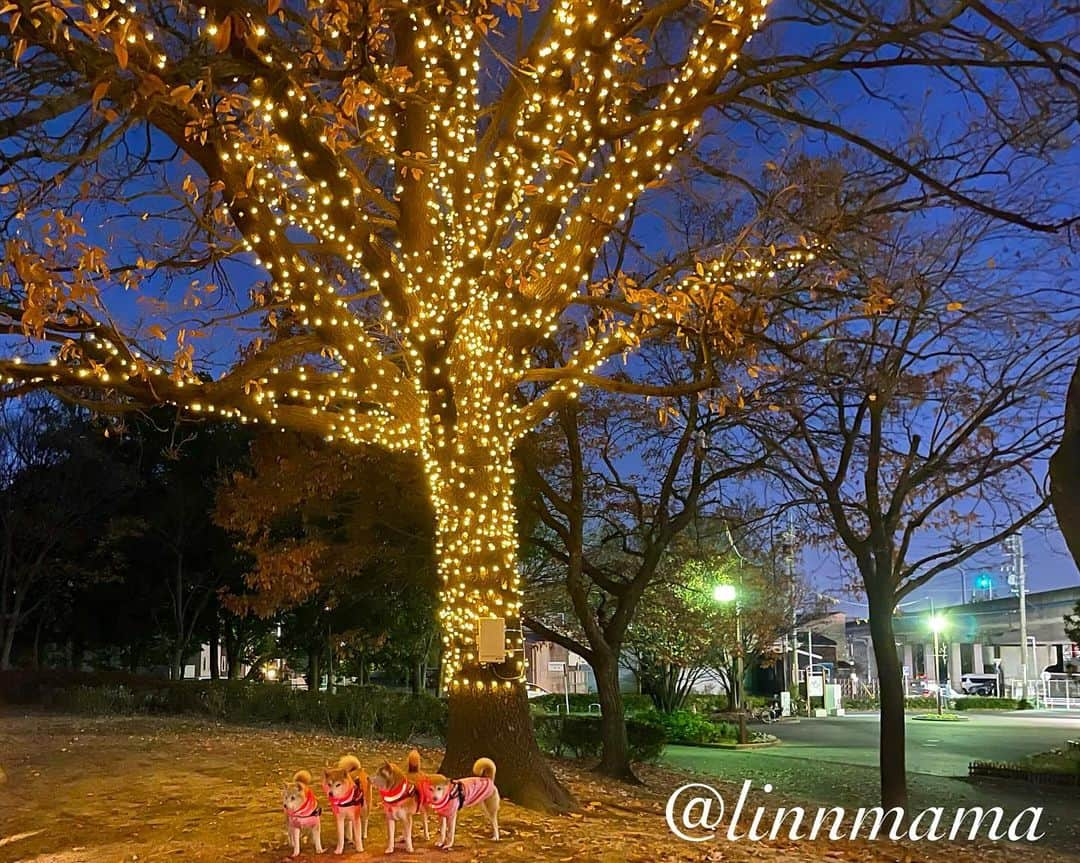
0;711;1077;863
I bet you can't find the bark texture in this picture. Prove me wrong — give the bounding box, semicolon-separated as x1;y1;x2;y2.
440;685;576;812
1050;360;1080;571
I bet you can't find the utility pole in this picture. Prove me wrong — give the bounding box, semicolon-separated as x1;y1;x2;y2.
784;513;798;697
1004;534;1029;703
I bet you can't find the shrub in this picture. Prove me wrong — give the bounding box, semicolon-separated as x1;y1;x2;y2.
532;714;666;762
641;709;733;745
951;697;1024;711
0;671;446;742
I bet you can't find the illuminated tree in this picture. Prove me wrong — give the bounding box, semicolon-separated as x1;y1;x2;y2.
1;0;1075;807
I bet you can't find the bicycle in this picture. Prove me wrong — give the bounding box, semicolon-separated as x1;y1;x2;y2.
752;704;782;723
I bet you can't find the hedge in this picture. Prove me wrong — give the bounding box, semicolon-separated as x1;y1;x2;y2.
951;697;1027;711
0;671;446;741
530;692;654;715
533;713;666;762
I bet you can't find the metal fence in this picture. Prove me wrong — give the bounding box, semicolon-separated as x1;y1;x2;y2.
1036;677;1079;710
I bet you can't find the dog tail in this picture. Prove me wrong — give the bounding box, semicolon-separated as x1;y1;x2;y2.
473;757;496;780
293;769;313;786
337;754;362;774
406;749;422;774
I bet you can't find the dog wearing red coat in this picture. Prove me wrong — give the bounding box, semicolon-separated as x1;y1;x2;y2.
322;754;372;854
371;749;434;854
429;757;500;850
282;769;324;857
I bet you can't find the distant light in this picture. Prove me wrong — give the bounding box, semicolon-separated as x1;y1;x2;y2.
713;583;737;603
929;614;948;633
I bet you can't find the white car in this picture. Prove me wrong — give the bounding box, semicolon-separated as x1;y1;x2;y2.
959;673;999;696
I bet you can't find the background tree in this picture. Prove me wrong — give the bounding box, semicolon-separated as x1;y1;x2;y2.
748;212;1076;808
1065;600;1080;649
0;396;133;668
520;377;768;779
116;421;252;679
215;431;439;689
2;0;1075;807
627;548;791;713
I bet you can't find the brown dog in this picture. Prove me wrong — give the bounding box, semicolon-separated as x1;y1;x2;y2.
282;769;324;858
322;755;371;854
371;750;433;854
429;758;500;850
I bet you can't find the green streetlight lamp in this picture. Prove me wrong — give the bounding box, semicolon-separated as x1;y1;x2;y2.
713;583;737;604
713;582;746;742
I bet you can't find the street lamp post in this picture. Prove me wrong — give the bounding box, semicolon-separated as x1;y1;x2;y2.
713;583;747;743
929;611;948;716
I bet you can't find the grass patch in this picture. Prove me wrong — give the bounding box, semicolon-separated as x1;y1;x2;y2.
912;712;967;722
1015;744;1080;777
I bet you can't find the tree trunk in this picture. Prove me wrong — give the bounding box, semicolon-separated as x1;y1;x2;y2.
868;587;908;809
0;586;24;670
305;648;321;692
1050;359;1080;571
31;612;45;670
127;642;143;674
172;646;185;681
224;624;242;679
428;440;575;812
593;650;638;782
0;619;15;670
441;684;575;812
208;613;221;681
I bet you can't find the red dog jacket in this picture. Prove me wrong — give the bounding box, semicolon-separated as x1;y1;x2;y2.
285;786;321;828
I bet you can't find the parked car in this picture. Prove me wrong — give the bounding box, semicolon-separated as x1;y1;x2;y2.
959;673;999;696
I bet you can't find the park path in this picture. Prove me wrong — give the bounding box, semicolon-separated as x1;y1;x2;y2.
0;712;1074;863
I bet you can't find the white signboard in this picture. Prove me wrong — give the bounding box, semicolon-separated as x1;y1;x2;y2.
548;661;566;673
807;673;825;698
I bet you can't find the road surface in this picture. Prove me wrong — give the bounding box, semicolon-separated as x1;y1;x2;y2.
711;710;1080;776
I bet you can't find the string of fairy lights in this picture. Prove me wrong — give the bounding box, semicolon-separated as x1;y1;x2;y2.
0;0;781;692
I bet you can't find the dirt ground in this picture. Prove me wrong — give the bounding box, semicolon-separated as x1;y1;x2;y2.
0;711;1075;863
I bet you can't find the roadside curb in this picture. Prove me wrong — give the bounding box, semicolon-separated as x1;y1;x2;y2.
673;738;781;750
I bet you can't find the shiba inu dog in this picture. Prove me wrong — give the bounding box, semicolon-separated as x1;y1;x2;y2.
282;769;324;858
429;757;500;850
322;754;371;854
371;750;433;854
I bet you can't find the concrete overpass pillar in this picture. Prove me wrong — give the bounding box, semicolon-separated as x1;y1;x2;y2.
972;644;984;673
948;642;963;689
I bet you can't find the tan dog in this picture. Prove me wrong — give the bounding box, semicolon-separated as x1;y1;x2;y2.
282;769;324;858
371;750;433;854
322;755;371;854
429;757;500;850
